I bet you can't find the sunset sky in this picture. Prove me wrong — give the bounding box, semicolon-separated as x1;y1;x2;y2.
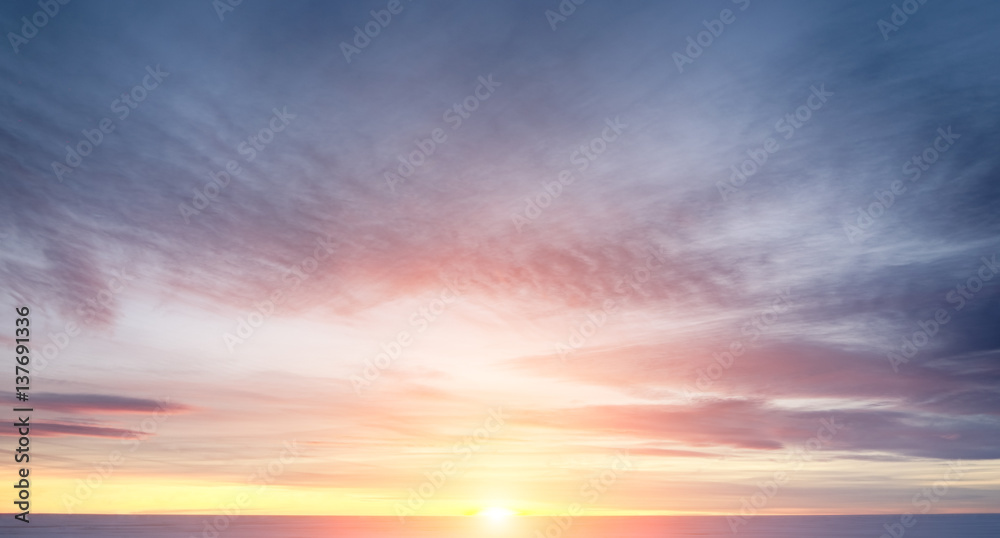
2;0;999;517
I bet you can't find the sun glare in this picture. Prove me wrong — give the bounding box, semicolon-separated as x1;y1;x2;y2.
477;506;516;522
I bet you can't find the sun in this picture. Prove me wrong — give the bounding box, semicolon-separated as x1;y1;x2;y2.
476;506;517;522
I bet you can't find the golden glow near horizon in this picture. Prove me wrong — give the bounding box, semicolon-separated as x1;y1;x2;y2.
477;506;517;521
18;297;1000;518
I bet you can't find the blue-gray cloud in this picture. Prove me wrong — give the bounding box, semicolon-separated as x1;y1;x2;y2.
1;0;999;465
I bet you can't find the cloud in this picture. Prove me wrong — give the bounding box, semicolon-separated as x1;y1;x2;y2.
0;420;136;439
2;0;1000;513
15;392;192;415
518;398;1000;460
2;0;995;332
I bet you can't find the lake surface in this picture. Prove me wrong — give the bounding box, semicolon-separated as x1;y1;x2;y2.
2;514;998;537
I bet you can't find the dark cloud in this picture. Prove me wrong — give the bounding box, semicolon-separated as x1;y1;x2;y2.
23;392;191;414
0;420;135;439
519;398;1000;460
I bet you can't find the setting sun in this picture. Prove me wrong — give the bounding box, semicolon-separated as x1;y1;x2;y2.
477;507;517;522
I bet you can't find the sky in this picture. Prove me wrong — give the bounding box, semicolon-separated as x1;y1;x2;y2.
1;0;999;518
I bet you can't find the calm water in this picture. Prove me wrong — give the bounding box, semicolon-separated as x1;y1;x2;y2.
1;514;998;537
